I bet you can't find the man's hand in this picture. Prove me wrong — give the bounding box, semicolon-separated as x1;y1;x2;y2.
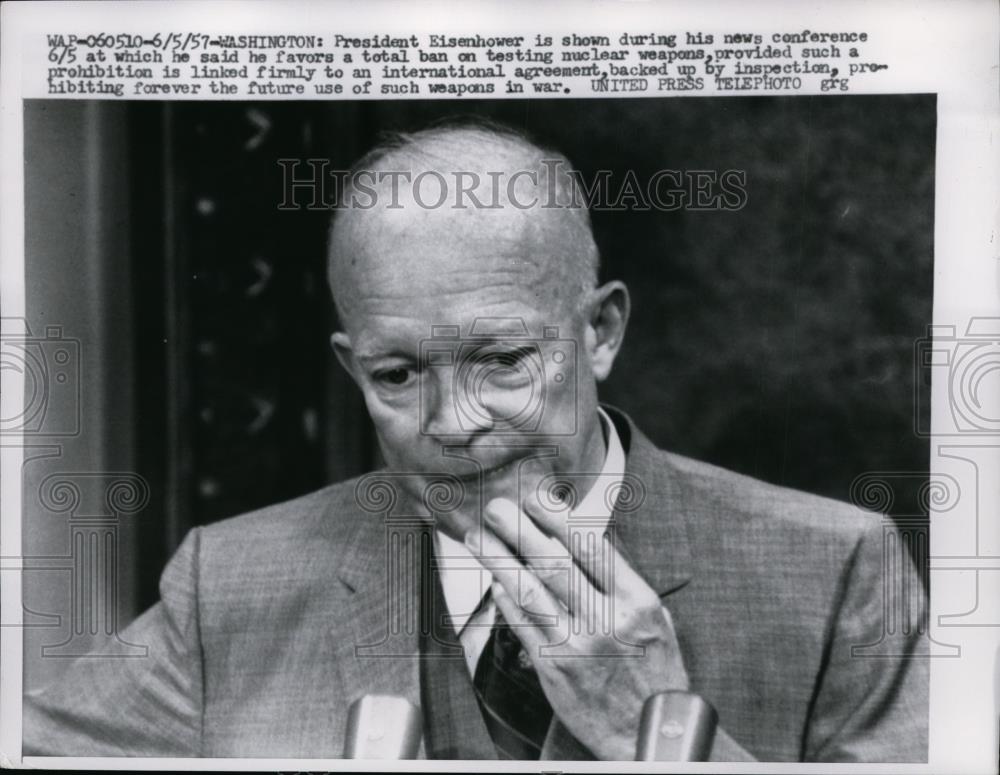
464;496;690;761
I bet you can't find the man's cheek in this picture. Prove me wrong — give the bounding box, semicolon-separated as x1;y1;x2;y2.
367;403;421;457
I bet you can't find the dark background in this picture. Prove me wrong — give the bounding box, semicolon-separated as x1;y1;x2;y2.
24;95;935;625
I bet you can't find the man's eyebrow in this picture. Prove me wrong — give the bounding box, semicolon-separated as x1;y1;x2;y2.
464;332;520;340
467;335;538;345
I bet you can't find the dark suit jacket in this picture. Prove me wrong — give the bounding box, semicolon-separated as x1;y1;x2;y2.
23;409;928;761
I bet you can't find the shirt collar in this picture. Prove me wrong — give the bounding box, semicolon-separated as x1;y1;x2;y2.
434;407;626;634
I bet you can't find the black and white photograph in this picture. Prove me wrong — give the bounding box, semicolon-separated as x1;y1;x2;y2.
1;1;998;771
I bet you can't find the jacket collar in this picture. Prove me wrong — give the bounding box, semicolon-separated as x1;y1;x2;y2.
323;484;427;741
604;405;694;597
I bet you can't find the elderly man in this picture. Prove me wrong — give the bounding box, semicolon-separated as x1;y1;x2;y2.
24;122;927;762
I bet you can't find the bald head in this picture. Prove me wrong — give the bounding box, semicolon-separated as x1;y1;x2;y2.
326;123;600;332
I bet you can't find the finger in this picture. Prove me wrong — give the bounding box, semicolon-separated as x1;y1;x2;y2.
521;488;611;595
483;498;573;604
522;489;653;606
465;527;564;635
500;493;605;630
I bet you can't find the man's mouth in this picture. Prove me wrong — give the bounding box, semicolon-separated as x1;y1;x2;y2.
452;456;522;482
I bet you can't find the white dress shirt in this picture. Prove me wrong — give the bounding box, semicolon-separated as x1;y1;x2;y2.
434;408;627;675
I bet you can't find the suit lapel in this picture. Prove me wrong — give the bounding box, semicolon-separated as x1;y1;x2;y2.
606;406;694;598
326;472;504;760
327;481;425;749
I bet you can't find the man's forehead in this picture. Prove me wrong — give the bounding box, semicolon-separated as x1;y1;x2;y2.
349;283;557;331
348;303;568;360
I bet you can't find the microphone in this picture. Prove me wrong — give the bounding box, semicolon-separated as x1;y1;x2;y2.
635;691;718;761
343;694;422;759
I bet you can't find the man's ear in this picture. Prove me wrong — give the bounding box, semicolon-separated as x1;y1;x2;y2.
330;331;362;386
585;280;630;382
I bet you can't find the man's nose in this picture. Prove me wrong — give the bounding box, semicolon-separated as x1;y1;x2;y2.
420;370;495;438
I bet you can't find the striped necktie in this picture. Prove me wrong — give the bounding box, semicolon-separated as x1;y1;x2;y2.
472;609;553;759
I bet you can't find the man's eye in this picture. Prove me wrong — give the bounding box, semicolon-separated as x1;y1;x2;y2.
469;345;537;389
374;367;415;387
